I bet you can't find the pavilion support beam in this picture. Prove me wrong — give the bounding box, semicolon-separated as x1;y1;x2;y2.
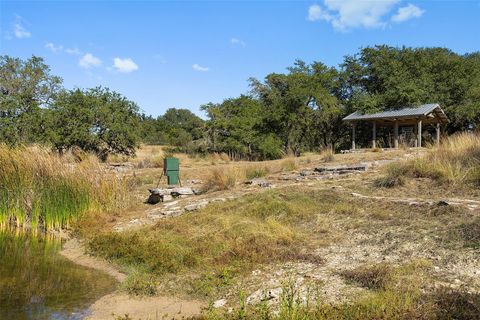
352;123;356;150
417;120;422;148
372;122;376;149
413;123;418;147
436;122;441;146
394;121;399;149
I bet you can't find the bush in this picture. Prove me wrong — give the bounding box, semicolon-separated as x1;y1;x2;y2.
256;134;283;160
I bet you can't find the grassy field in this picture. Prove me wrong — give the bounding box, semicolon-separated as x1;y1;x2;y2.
77;134;480;319
3;134;480;319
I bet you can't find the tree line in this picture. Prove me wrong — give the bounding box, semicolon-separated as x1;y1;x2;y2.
1;45;479;161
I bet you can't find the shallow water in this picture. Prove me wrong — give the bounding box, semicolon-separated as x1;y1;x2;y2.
0;229;117;320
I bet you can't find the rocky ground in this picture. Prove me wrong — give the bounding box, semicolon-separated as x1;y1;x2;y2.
64;148;480;319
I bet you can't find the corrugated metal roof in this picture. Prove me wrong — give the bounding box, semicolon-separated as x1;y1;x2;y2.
343;103;448;122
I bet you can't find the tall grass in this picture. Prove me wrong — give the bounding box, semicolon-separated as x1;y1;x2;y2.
0;145;130;230
375;133;480;188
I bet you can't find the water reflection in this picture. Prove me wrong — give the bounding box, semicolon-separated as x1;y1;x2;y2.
0;229;117;320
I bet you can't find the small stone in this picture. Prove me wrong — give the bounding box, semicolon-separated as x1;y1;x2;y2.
213;299;227;308
184;200;209;211
162;194;173;202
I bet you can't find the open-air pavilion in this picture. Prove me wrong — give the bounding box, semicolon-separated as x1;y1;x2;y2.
343;103;449;150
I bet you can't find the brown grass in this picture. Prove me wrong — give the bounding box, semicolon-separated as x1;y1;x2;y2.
375;133;480;188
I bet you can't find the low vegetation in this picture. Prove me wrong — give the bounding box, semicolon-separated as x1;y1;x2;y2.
0;145;132;230
86;189;334;296
206;260;479;320
375;133;480;188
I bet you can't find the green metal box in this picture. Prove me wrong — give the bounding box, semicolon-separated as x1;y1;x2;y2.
164;157;179;172
164;157;180;185
167;171;179;185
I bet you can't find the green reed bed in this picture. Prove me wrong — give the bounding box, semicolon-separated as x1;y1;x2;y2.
0;145;129;230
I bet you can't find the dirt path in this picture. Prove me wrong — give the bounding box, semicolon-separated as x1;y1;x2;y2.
60;238;126;282
86;293;203;320
60;238;205;319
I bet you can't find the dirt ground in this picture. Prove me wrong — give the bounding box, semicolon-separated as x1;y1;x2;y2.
67;146;480;319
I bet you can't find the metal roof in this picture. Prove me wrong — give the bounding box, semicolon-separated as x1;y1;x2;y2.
343;103;449;123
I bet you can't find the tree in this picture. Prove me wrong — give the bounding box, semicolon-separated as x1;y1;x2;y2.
340;46;480;131
50;87;140;161
0;55;62;144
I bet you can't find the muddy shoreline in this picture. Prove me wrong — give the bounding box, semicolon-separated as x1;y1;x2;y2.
60;238;204;320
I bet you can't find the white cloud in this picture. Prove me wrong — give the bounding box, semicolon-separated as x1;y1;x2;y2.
307;0;400;31
192;63;209;72
79;53;102;69
65;48;82;55
231;37;246;47
307;4;332;22
392;3;424;22
13;15;31;38
45;42;63;53
113;57;139;73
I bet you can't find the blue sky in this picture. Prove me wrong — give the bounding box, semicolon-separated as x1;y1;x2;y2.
1;1;479;117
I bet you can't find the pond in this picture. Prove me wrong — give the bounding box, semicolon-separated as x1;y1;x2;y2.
0;229;117;320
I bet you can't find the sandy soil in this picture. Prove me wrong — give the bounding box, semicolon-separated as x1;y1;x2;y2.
86;293;203;320
60;238;126;282
60;238;205;319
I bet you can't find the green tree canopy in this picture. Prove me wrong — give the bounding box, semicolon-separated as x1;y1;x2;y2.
0;55;62;144
49;87;140;160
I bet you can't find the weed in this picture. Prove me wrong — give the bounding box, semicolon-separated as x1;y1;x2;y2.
122;269;158;296
457;217;480;249
321;149;335;163
245;166;269;180
203;168;240;191
281;159;296;172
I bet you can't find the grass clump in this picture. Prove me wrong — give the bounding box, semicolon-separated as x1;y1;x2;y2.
202;168;240;191
321;149;335;163
456;217;480;249
122;269;158;296
376;133;480;188
281;158;297;172
245;166;269;180
0;145;131;230
373;163;407;188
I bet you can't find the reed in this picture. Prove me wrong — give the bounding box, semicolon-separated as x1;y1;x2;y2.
0;145;130;230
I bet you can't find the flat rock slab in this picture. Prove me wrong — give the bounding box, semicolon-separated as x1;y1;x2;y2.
315;164;368;173
149;187;195;195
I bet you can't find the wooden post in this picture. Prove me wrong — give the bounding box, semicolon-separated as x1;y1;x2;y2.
352;123;356;150
413;123;418;147
372;122;376;149
436;122;441;146
394;121;399;149
417;120;422;148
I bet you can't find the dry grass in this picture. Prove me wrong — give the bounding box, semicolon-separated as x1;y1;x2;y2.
320;149;335;163
86;189;333;295
0;145;132;230
375;133;480;188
